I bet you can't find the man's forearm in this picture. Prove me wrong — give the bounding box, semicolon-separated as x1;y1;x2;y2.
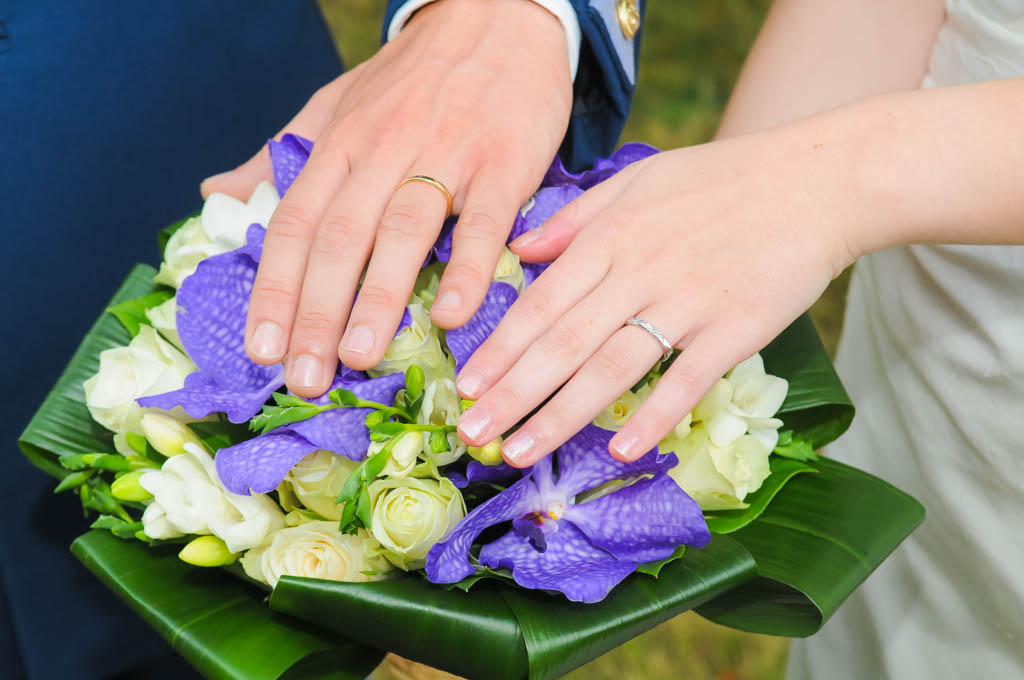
716;0;946;139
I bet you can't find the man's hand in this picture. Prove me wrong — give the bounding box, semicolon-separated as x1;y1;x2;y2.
202;0;572;397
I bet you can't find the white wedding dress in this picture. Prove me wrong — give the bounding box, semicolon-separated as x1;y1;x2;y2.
786;1;1024;678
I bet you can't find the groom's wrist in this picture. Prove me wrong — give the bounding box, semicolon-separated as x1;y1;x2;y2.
387;0;581;80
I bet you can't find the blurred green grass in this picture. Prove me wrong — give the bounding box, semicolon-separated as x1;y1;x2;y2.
318;1;852;677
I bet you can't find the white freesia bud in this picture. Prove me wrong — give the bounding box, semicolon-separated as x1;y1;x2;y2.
200;181;278;249
492;248;525;293
280;450;360;521
84;326;197;436
668;424;771;511
368;475;465;570
377;432;425;478
417;378;465;465
145;296;182;351
692;353;788;452
140;412;205;457
140;443;284;553
240;521;392;589
369;304;452;382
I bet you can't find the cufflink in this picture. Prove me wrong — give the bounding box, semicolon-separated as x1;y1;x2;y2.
615;0;640;39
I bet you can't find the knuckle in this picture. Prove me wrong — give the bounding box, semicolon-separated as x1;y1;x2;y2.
313;214;364;257
591;341;633;382
442;259;487;287
294;309;338;337
378;204;426;242
513;286;557;326
541;322;588;360
251;274;297;306
664;361;703;393
455;210;505;243
269;204;315;242
356;283;395;310
489;383;524;414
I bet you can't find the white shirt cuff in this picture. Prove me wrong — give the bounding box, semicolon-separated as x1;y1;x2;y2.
386;0;581;80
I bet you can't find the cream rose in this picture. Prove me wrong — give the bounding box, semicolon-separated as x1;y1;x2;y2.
668;424;772;511
240;521;392;588
368;475;465;570
154;182;278;288
84;325;196;436
145;296;182;351
280;450;360;521
140;443;284;552
369;304;452;381
492;247;525;292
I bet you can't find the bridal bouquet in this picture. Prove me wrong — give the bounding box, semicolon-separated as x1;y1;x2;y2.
20;136;925;680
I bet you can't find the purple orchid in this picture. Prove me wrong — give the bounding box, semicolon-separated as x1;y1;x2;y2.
446;281;519;372
138;225;284;423
447;460;521;489
215;367;404;495
542;142;659;190
426;425;710;603
268;133;314;198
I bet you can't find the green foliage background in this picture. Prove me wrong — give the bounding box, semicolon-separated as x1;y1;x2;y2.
316;2;854;677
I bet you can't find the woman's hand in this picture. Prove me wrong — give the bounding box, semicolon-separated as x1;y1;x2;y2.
201;0;572;398
455;118;864;466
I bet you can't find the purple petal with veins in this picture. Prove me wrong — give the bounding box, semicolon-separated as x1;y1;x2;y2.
522;262;549;288
542;143;659;190
137;226;284;423
566;473;710;564
431;217;458;263
554;425;674;498
446;282;518;371
425;476;538;584
479;522;637;603
447;460;524;489
269;134;313;198
216;430;319;495
508;185;583;243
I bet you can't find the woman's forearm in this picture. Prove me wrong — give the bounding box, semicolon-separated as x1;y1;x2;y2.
819;78;1024;254
716;0;946;139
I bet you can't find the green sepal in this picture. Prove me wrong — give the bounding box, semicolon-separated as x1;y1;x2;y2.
272;393;311;408
106;290;174;337
355;486;372;529
368;422;405;438
428;430;450;454
364;411;384;428
336;466;363;505
772;430;819;462
362;449;389;482
329;389;360;407
54;469;95;493
635;545;687;577
125;432;149;455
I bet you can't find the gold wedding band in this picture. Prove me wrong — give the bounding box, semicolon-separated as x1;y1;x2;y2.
398;175;454;218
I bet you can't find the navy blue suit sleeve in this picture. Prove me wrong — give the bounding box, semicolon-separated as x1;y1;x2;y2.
382;0;646;172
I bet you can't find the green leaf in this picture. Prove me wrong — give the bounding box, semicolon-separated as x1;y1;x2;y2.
157;213;197;255
329;389;359;407
106;290;174;337
704;458;817;534
54;469;95;493
355;486;372;529
72;531;383;680
635;545;686;577
273;393;312;408
89;515;126;531
773;434;819;462
189;419;254;453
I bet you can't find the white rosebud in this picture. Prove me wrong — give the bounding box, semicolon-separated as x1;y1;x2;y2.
378;432;425;478
139;443;284;553
145;296;182;351
594;389;644;432
692;353;788;452
367;475;465;570
369;304;453;382
199;180;278;249
140;412;205;457
154;217;220;289
83;326;197;436
668;424;771;511
416;378;465;465
240;521;393;589
492;247;525;293
280;450;360;521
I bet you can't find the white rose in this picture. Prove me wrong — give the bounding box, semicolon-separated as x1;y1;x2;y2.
492;247;525;293
240;521;392;589
84;325;197;436
368;475;465;570
369;304;452;382
140;443;284;553
692;353;788;452
668;424;771;511
145;296;182;351
280;450;360;521
594;389;644;432
154;182;278;288
416;378;464;465
199;180;278;249
411;260;445;310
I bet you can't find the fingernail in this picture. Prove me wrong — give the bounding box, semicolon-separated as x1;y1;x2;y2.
456;368;486;399
502;431;536;465
249;321;284;359
341;325;375;356
610;430;641;460
434;290;461;313
288;354;324;389
509;228;542;249
458;406;493;442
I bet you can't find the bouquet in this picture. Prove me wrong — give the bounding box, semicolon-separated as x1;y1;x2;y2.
20;136;925;680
